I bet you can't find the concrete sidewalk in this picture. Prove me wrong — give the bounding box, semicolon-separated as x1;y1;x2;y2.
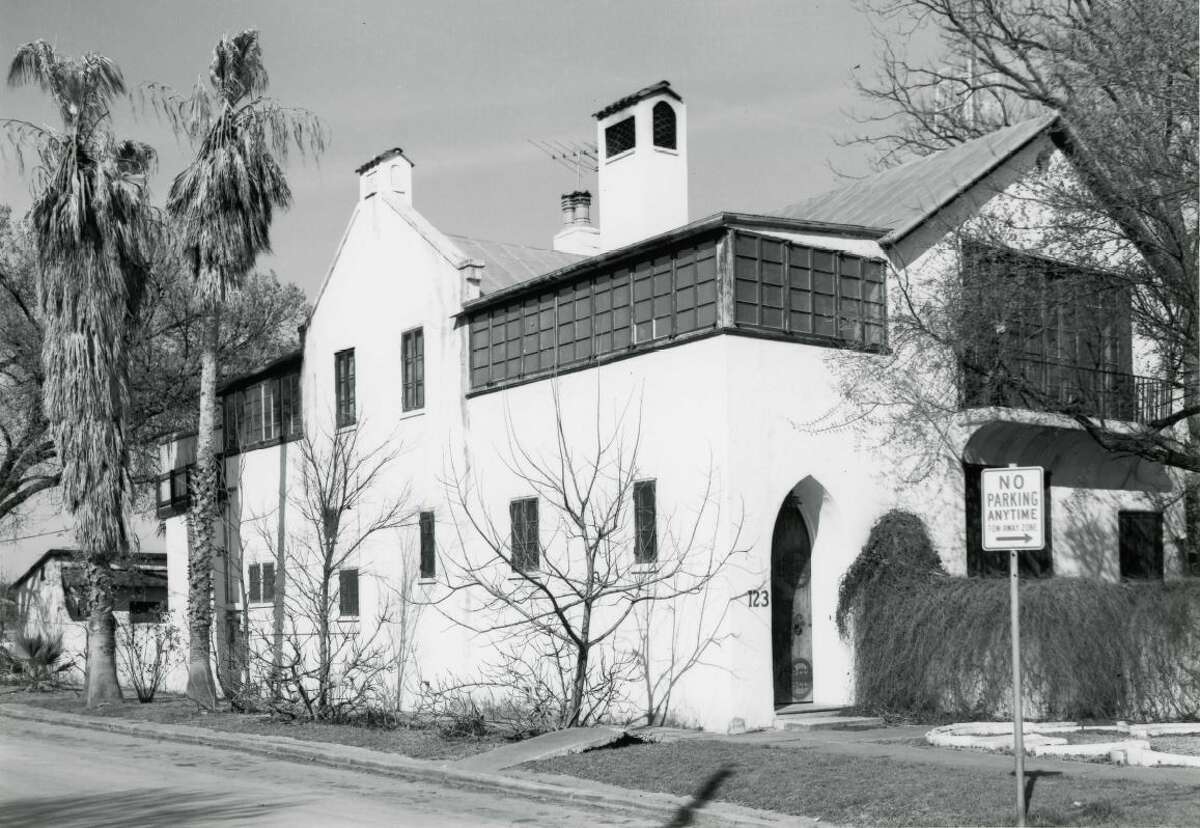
0;703;804;827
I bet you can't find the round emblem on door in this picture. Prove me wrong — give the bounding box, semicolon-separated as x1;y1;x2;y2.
792;658;813;699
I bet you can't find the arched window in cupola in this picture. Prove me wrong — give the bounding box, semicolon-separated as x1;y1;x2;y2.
652;101;676;149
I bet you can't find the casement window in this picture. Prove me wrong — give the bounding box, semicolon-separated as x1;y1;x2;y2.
510;498;539;573
247;562;275;604
733;232;886;348
605;116;636;157
335;348;356;428
634;480;657;563
964;464;1053;577
339;568;360;617
419;511;436;579
1118;511;1164;580
652;102;676;149
222;369;302;454
402;328;425;411
468;240;718;390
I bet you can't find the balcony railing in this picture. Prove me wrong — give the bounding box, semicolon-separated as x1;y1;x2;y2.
960;357;1182;425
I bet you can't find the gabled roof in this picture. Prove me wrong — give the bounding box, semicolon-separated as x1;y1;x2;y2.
449;236;585;294
593;80;682;120
11;549;168;591
772;114;1059;245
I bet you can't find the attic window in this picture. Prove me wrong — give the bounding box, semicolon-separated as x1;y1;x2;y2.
652;102;676;149
606;117;636;158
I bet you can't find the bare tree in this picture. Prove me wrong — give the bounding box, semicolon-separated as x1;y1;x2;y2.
245;421;411;720
441;389;742;728
843;0;1198;556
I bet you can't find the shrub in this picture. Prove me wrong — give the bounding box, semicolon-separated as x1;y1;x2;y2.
836;510;945;636
115;615;182;703
8;631;72;690
849;575;1200;720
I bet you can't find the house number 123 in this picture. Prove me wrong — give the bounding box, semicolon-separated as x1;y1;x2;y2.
746;589;769;607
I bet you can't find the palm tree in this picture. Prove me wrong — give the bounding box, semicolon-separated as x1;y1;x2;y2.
5;41;156;706
158;30;324;707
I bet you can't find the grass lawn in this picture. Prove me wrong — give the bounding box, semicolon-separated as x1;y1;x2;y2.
1;689;507;761
524;740;1200;827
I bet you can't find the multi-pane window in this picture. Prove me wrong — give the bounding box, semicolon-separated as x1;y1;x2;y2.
468;240;718;390
339;568;360;617
510;498;539;573
605;116;636;157
247;561;275;604
1118;512;1164;580
222;370;302;454
335;348;356;428
652;102;676;149
959;242;1134;419
633;480;657;564
419;511;436;579
402;328;425;411
733;232;886;347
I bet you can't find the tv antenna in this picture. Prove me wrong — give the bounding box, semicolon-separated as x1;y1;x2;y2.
528;138;598;190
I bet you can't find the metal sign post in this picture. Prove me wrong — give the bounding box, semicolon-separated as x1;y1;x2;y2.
981;464;1044;828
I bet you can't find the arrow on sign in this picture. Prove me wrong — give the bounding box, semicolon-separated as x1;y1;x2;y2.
996;534;1033;543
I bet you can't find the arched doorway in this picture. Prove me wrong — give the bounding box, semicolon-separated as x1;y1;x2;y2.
771;493;813;705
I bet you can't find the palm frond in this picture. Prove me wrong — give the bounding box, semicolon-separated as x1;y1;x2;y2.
7;40;60;95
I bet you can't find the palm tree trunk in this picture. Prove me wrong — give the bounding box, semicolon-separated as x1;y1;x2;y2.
186;308;221;708
83;559;122;706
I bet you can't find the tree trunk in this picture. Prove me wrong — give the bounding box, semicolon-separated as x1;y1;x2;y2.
318;570;331;719
1184;312;1200;572
568;604;593;727
83;559;122;706
186;308;221;709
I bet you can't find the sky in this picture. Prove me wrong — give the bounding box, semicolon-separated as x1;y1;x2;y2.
0;0;937;577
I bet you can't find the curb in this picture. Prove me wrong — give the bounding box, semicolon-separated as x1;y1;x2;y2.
0;704;798;827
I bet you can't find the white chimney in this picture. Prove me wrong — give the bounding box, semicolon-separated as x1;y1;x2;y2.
594;81;687;251
553;190;601;256
356;147;414;204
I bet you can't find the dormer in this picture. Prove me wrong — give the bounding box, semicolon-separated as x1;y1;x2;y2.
593;81;688;251
356;147;414;204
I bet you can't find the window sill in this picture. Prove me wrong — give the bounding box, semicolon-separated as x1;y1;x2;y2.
398;408;426;422
604;148;634;165
653;146;679;156
417;576;437;585
335;616;360;624
336;423;358;434
508;570;543;582
630;562;658;575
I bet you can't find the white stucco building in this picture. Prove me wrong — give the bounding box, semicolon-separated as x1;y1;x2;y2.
156;82;1188;731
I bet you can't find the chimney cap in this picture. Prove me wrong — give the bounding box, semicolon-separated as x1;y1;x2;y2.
355;147;415;175
592;80;682;120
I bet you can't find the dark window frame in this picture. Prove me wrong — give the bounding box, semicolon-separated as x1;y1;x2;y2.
605;116;636;158
510;497;540;573
419;511;436;579
335;348;356;428
222;369;302;455
339;568;360;617
402;327;425;412
247;561;276;604
633;479;657;564
1118;510;1164;580
652;101;677;150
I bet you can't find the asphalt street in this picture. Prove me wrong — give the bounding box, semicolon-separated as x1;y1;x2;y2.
0;718;653;827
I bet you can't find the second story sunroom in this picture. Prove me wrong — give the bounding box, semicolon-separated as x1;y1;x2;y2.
462;214;890;394
956;241;1180;425
220;351;304;455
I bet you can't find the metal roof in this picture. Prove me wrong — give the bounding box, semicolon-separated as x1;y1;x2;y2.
771;115;1058;243
448;236;586;294
593;80;682;120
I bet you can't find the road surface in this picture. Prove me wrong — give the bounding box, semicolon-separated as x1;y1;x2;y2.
0;718;653;827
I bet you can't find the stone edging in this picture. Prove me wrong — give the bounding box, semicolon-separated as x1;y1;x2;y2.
0;703;794;827
926;720;1200;768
